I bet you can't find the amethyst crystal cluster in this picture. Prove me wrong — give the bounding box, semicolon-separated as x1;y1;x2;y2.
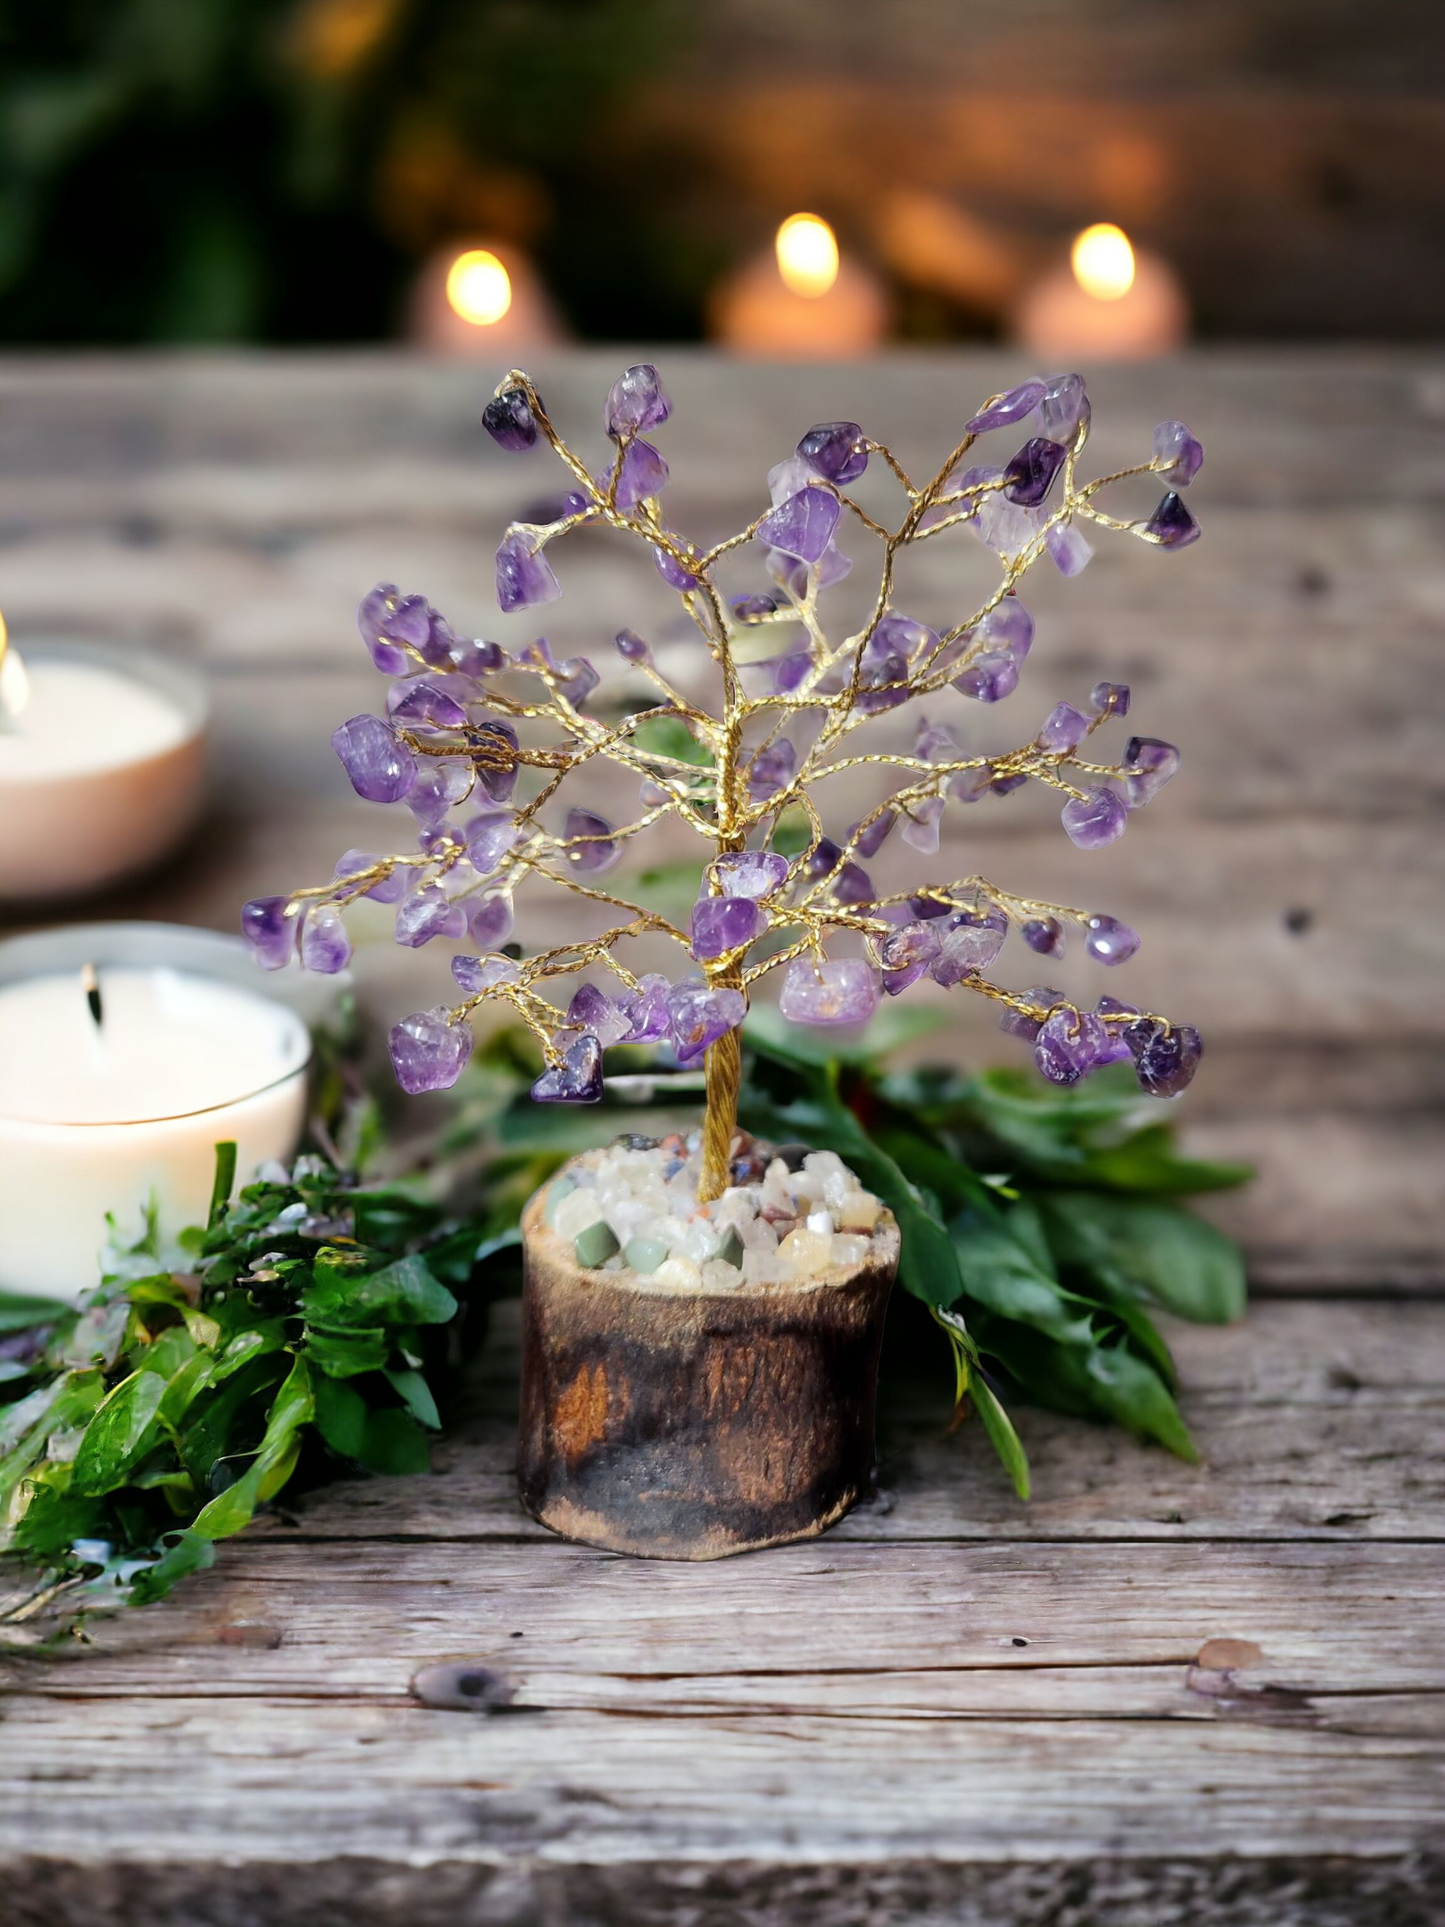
244;362;1206;1121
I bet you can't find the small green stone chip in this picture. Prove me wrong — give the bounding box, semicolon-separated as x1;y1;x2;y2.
574;1219;620;1269
623;1236;668;1275
716;1226;745;1270
545;1175;578;1226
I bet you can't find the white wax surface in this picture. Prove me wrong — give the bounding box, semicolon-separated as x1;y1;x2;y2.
0;968;310;1124
0;967;311;1298
0;658;189;779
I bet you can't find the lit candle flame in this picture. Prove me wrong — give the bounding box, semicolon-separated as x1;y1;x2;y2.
0;610;29;723
445;249;513;327
1071;224;1136;302
775;214;839;299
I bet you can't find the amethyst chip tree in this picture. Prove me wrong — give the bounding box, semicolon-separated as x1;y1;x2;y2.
244;365;1203;1206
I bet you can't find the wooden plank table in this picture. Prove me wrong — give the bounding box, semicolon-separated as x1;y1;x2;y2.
1;351;1442;1924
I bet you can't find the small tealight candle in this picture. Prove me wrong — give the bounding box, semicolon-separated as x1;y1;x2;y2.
0;625;207;901
0;926;315;1300
1014;223;1188;361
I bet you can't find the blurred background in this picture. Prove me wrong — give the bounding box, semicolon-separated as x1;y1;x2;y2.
2;0;1443;355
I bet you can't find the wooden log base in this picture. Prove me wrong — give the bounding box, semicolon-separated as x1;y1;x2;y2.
518;1170;900;1560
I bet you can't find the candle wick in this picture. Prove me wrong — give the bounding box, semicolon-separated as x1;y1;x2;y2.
81;962;103;1030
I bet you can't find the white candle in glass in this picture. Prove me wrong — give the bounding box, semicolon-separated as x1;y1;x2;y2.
0;952;311;1301
0;623;207;901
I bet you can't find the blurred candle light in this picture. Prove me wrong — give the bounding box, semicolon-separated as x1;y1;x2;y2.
1016;222;1187;361
410;239;565;355
712;214;888;358
775;214;839;298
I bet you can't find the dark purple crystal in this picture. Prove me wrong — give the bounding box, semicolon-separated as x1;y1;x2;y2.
482;388;539;452
1002;437;1067;508
847;812;895;858
1034;1008;1112;1086
796;421;868;486
614;628;651;662
532;1034;604;1104
747;738;796;804
1143;491;1201;550
563;807;619;874
966;380;1046;435
998;986;1066;1041
691;894;765;960
449;636;506;677
1084;914;1140;965
605;364;671;438
653;544;700;591
857;651;910;714
1127;1019;1203;1097
1090;681;1131;718
1121;736;1181;807
332;714;417;804
1023;916;1065;959
732;593;777;622
390;1007;474;1094
473;719;520;805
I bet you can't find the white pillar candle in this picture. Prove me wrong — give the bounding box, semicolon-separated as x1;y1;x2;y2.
0;635;207;901
0;963;310;1300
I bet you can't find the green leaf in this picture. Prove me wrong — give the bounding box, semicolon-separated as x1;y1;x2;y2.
190;1356;313;1540
1074;1123;1255;1195
632;714;713;766
207;1141;238;1225
301;1254;457;1330
0;1290;64;1335
129;1529;216;1606
1040;1194;1246;1325
950;1215;1095;1347
313;1374;431;1474
983;1320;1197;1460
932;1309;1030;1499
69;1370;168;1497
305;1324;391;1378
383;1366;442;1431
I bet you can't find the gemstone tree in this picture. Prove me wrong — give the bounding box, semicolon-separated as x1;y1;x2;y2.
244;364;1205;1201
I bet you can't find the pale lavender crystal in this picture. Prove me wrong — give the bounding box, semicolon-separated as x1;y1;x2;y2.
765;540;852;599
954;652;1018;703
1152;420;1203;488
858;652;910;714
334;851;406;903
1035;1008;1113;1086
931;910;1008;985
614;628;651;662
757;486;841;563
566;982;633;1048
667;981;746;1067
949;764;994;804
975;485;1045;559
395;885;467;947
466;816;518;876
605;364;671;437
748;738;796;803
390;1006;473;1094
998;986;1065;1041
767;454;812;505
518;637;595;706
1090;998;1137;1064
1062;787;1127;850
1002;437;1067;508
405;761;473;827
1143;491;1201;550
639;777;672;808
1127;1019;1203;1097
452;953;519;994
974;598;1034;659
715;850;789;899
653;544;700;591
691;895;765;960
532;1034;604;1104
901;796;945;854
1038;702;1091;753
466;896;514;947
482;388;538;452
847;812;894;858
1121;736;1180;807
563;807;620;874
610;437;669;511
495;531;561;611
1023;916;1065;958
389;677;471;729
1039;373;1089;442
779;957;880;1026
300;904;351;974
1084;914;1140;965
619;972;671;1042
966;380;1046;434
1090;681;1131;718
873;613;939;662
241;897;295;971
1046;521;1094;576
332;714;417;804
797;421;868;486
880;921;942;973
